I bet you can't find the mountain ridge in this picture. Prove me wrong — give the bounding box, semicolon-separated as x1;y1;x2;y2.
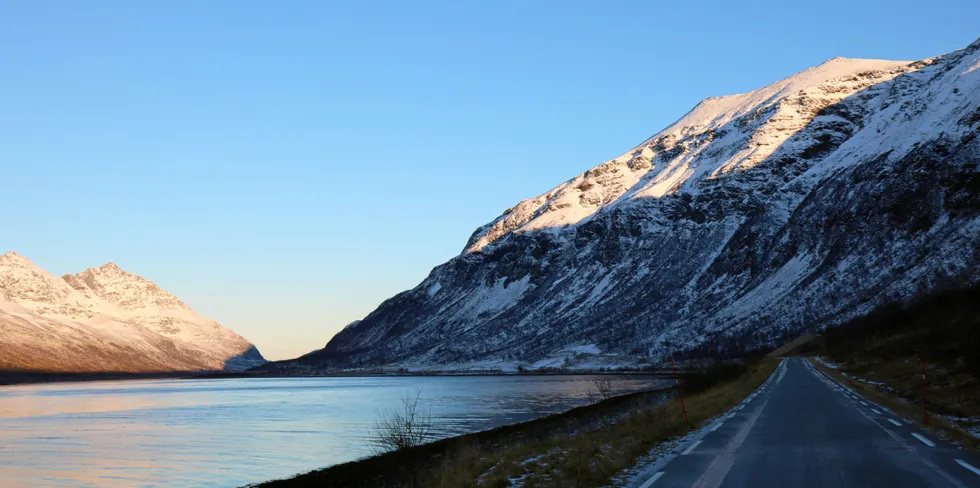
0;252;265;373
274;38;980;372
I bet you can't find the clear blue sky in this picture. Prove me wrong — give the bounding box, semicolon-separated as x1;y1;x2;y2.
1;1;977;360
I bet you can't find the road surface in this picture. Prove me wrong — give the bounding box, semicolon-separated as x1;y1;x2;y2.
630;357;980;488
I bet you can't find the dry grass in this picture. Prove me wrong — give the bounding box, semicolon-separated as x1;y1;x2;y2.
428;359;781;488
767;334;823;357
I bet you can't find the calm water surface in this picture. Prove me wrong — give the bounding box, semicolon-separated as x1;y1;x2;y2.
0;375;663;487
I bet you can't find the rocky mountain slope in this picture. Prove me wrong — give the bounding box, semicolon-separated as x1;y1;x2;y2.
285;38;980;372
0;252;265;373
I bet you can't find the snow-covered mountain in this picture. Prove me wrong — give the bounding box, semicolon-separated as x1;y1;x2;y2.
283;38;980;372
0;252;265;373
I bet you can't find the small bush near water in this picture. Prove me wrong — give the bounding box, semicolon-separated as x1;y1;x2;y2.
370;389;433;454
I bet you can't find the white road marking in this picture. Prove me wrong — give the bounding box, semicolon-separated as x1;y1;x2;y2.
691;396;771;488
887;419;903;427
911;433;936;447
734;405;744;411
709;421;724;432
859;401;869;406
871;409;882;415
638;471;665;488
774;362;788;385
682;440;703;455
856;399;967;488
624;366;788;488
955;459;980;477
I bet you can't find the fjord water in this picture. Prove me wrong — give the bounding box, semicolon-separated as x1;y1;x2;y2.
0;375;662;487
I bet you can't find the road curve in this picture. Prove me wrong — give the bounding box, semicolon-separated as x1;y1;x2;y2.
630;357;980;488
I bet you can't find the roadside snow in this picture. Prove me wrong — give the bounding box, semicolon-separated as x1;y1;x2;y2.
814;356;840;369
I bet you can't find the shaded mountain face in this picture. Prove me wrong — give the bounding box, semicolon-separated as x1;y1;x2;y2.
0;252;265;373
290;39;980;372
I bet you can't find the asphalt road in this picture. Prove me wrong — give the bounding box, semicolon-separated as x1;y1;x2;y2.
630;357;980;488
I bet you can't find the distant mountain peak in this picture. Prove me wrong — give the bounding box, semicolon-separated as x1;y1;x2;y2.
1;251;266;373
65;263;192;314
0;250;28;262
0;250;84;306
98;262;122;272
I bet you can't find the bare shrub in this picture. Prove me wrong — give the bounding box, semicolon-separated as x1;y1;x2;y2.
593;377;614;400
370;388;432;453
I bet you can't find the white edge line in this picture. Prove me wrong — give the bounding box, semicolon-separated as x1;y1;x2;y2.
638;471;666;488
630;359;785;485
871;409;882;415
955;459;980;477
854;399;968;488
888;419;903;427
681;440;702;455
911;433;936;447
709;421;724;432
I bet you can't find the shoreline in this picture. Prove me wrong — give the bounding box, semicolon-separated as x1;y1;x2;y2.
252;383;677;487
252;358;777;487
189;369;674;380
0;370;198;387
0;369;675;387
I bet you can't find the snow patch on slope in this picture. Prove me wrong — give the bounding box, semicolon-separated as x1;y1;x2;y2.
453;276;532;320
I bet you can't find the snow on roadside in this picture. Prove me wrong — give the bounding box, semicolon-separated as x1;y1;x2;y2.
608;428;703;488
815;356;905;397
939;415;980;439
813;356;840;369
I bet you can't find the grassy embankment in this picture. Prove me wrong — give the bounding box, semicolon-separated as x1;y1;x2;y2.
257;359;780;488
810;284;980;451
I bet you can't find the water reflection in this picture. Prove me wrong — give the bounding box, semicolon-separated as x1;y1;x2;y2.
0;375;663;487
